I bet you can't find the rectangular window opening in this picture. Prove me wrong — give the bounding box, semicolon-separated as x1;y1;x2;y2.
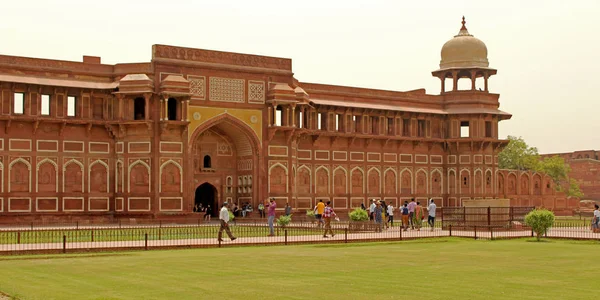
387;118;394;135
403;119;410;136
67;96;76;117
460;121;470;138
13;93;24;114
317;113;322;130
41;94;51;116
485;121;492;138
418;120;426;137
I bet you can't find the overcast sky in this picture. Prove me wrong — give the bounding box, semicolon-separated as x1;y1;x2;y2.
1;0;598;154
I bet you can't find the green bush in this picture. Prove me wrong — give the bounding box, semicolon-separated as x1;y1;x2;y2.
306;210;315;218
524;209;555;241
277;215;292;227
349;208;369;222
229;211;235;220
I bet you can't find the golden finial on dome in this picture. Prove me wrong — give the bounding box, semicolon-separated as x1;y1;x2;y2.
461;16;467;30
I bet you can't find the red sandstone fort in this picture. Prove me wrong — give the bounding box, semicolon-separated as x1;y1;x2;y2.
0;18;581;222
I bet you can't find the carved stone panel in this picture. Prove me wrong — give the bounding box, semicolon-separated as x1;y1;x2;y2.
431;171;442;195
400;171;412;195
297;167;310;195
11;160;30;192
90;162;108;193
37;161;57;192
368;169;380;194
351;169;363;195
130;163;150;194
269;165;287;194
161;162;181;193
384;170;396;195
64;162;83;193
334;168;347;194
416;171;427;194
315;167;329;195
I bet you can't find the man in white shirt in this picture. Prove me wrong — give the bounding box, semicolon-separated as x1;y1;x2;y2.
218;202;237;242
369;199;376;223
428;199;437;231
387;203;395;227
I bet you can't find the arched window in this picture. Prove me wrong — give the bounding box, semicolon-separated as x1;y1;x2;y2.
275;106;283;126
134;97;145;120
168;98;178;121
203;155;212;168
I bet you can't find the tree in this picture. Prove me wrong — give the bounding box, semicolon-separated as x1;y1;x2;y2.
498;136;541;171
499;136;583;198
524;209;555;241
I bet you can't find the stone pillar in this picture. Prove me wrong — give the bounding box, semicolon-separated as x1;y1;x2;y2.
267;106;273;126
291;105;296;127
452;71;458;91
159;98;164;120
144;94;150;121
117;94;124;120
484;73;489;92
471;70;476;91
440;76;446;93
185;100;190;121
164;97;169;121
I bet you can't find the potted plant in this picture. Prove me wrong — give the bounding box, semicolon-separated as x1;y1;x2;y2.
348;208;372;232
277;215;292;228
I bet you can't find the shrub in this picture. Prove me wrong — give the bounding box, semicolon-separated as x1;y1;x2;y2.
277;215;292;227
228;211;235;220
306;209;315;218
524;209;555;241
349;208;369;222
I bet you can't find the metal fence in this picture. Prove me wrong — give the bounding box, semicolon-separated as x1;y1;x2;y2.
441;206;535;229
0;219;598;255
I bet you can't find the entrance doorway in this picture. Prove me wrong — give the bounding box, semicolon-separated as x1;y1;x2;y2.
195;183;218;216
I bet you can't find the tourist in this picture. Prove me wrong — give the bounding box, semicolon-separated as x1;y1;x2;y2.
428;199;437;231
381;201;388;229
246;203;253;217
267;198;277;236
233;203;240;217
387;202;394;227
315;199;325;228
361;203;366;211
401;203;409;231
407;198;417;230
204;204;212;222
593;204;600;232
258;202;265;218
369;199;376;222
217;202;236;242
285;203;292;216
374;201;383;232
322;201;337;238
414;201;423;231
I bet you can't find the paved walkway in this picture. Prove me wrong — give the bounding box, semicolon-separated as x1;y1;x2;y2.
0;226;597;254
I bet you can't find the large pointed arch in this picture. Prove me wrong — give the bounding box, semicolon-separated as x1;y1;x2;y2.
10;158;31;193
63;159;84;193
268;162;288;193
128;159;151;193
350;166;365;194
367;167;381;194
333;165;348;194
89;159;110;193
383;167;397;194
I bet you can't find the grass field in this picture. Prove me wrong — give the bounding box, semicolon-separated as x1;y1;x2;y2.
0;238;598;300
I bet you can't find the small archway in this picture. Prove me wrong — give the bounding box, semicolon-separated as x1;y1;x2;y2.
203;155;212;168
195;183;217;216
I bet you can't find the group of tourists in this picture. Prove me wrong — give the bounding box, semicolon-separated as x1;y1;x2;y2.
193;203;213;221
312;199;338;237
367;198;437;232
231;202;253;218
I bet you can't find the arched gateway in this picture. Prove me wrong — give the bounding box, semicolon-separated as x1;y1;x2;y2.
186;114;262;213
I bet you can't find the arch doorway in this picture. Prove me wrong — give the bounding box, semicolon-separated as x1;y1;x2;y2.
195;183;217;216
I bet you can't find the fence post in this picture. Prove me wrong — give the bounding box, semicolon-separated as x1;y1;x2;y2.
284;229;288;246
160;220;162;228
474;226;477;240
158;228;161;241
119;220;122;229
62;235;66;254
487;207;491;227
399;226;403;241
76;221;79;230
91;230;94;242
449;225;452;237
31;222;33;230
531;228;534;237
17;232;21;244
145;233;148;250
344;228;348;244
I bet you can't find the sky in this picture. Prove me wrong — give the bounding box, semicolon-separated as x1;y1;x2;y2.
1;0;599;154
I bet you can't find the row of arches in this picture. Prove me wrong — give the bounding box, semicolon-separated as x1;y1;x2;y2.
2;158;183;194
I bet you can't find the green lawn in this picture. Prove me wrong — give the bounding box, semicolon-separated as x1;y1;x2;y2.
0;238;598;300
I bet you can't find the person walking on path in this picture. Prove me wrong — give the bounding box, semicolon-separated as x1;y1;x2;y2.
369;199;376;222
414;201;423;231
401;203;409;231
285;203;292;216
323;201;338;238
204;204;212;222
267;198;277;236
387;202;395;227
593;204;600;232
218;202;236;242
258;202;265;218
315;200;325;228
428;199;437;231
374;201;383;232
407;198;417;230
